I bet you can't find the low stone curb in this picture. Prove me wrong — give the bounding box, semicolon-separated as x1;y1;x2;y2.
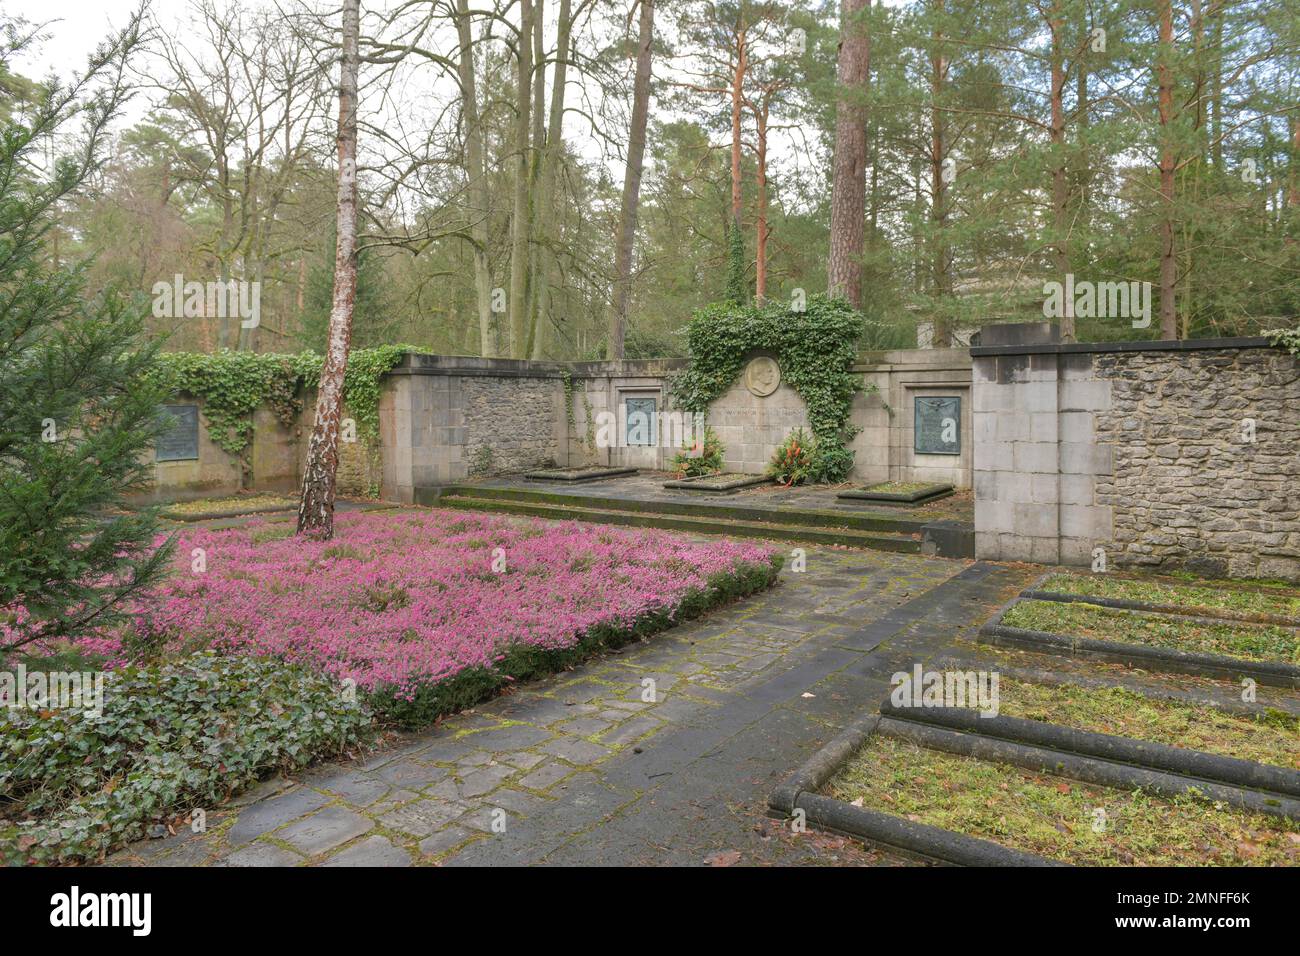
837;483;954;505
768;712;881;814
876;716;1300;820
439;495;924;552
767;710;1060;866
1020;586;1300;629
1013;572;1300;632
662;474;773;493
1022;589;1300;632
979;622;1300;688
161;504;298;522
878;702;1300;800
439;484;935;533
796;793;1062;867
523;466;638;482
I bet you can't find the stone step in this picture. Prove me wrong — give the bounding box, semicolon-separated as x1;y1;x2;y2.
428;483;932;534
434;494;925;553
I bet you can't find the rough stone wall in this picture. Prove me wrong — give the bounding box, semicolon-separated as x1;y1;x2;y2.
461;376;562;477
973;340;1300;580
1094;347;1300;580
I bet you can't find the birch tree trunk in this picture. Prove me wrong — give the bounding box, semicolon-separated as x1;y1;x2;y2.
826;0;870;307
607;0;654;361
298;0;359;539
508;0;535;358
456;0;495;357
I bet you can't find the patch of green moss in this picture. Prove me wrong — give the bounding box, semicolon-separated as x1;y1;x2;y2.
1003;599;1299;664
1041;573;1300;622
827;736;1300;866
974;677;1299;769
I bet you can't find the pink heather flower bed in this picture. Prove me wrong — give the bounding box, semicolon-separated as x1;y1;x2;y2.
75;510;778;699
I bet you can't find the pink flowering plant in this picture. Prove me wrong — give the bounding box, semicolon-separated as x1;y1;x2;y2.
67;511;780;726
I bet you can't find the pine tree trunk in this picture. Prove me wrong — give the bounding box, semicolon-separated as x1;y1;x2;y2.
456;0;495;357
826;0;870;307
929;7;951;347
755;101;769;302
607;0;654;361
298;0;359;539
508;0;534;358
1049;6;1073;341
1157;0;1178;339
730;21;746;235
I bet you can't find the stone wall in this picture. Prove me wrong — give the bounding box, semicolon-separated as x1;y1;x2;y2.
381;355;568;502
463;375;566;476
855;348;971;487
132;393;382;504
972;331;1300;580
382;350;976;499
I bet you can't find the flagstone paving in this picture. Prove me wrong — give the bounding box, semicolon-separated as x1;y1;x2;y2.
109;545;1035;867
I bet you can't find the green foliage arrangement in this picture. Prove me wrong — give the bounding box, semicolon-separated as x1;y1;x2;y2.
153;344;429;458
0;653;373;865
670;425;725;478
672;295;868;482
768;427;814;487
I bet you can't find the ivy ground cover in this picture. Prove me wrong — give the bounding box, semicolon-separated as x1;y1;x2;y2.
76;510;781;725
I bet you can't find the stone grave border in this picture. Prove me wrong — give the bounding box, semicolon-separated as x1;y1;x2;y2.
980;588;1300;688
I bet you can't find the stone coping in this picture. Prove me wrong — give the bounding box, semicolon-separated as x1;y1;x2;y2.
838;482;954;504
970;335;1277;358
523;466;638;483
661;473;774;493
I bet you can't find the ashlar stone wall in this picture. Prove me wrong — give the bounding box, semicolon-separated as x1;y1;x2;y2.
973;334;1300;580
1094;346;1300;580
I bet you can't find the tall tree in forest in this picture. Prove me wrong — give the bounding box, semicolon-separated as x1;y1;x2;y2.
927;0;953;345
455;0;497;357
529;0;575;359
608;0;656;360
0;8;179;651
826;0;870;306
298;0;360;539
508;0;536;357
1155;0;1179;339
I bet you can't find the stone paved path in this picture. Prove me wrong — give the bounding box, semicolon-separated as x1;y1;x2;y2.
111;546;1034;867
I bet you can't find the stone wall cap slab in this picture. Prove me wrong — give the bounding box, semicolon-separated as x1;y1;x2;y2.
970;336;1278;358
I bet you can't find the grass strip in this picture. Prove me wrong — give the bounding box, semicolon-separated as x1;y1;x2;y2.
969;677;1299;770
1040;573;1300;622
1002;599;1299;665
826;736;1300;866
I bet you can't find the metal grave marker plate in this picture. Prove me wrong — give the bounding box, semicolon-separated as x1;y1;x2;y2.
157;404;200;461
914;396;961;456
625;397;657;447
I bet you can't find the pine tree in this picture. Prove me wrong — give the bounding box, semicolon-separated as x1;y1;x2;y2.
724;221;749;305
0;12;174;653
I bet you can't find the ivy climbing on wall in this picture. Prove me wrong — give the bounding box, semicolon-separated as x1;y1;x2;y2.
152;345;430;459
671;294;869;482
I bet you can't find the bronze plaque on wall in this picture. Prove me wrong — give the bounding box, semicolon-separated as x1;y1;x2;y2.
157;404;200;461
914;396;961;455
